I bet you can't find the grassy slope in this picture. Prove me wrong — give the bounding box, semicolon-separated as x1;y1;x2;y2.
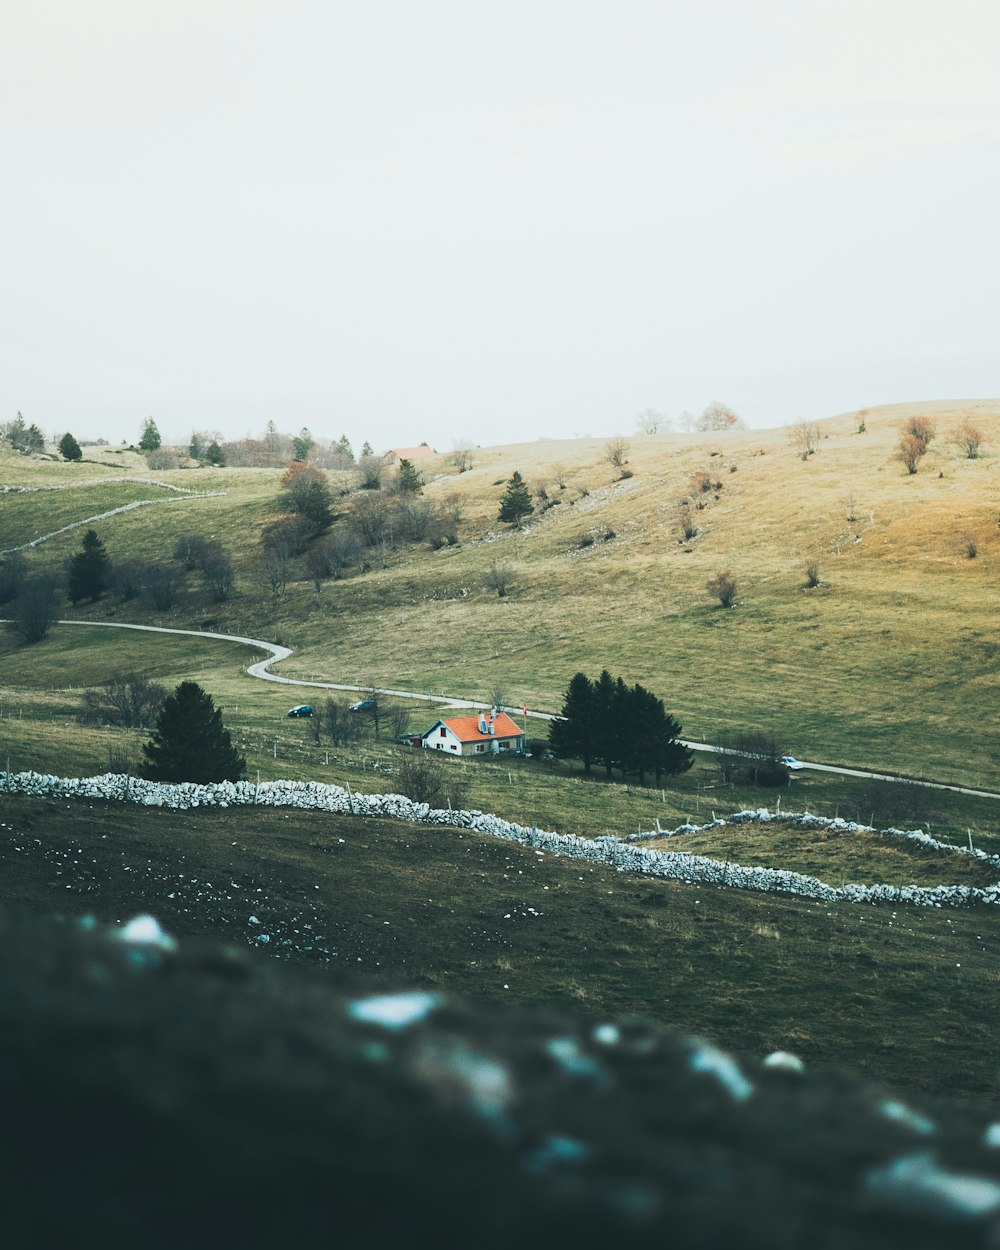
1;792;998;1104
5;401;996;789
2;409;1000;1107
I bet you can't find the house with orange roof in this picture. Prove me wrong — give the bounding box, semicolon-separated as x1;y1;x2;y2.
419;710;525;757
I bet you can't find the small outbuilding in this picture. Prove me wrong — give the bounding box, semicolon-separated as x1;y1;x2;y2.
420;711;525;757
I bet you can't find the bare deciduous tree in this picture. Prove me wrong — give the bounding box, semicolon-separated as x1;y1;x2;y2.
0;552;28;605
9;573;59;644
894;431;928;475
634;407;666;436
904;415;936;446
201;544;234;602
356;455;386;491
316;698;363;746
787;420;822;460
394;750;468;809
446;441;475;473
78;673;167;728
954;420;985;459
483;559;516;598
696;402;745;432
706;570;737;608
144;564;183;611
676;500;698;541
603;437;630;470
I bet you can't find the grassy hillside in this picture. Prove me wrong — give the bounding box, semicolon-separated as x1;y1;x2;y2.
3;400;997;792
2;792;998;1104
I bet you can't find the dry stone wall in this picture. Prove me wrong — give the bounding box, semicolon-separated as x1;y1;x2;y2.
4;770;998;911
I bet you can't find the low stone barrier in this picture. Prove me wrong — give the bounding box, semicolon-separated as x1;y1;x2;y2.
3;771;998;910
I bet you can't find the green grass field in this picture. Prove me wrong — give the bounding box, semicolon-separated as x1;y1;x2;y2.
3;407;1000;1110
2;792;998;1104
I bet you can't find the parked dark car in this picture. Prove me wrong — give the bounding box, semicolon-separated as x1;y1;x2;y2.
287;705;314;718
350;699;376;713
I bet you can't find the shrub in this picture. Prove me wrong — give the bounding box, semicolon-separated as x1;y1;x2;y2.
804;561;820;588
483;559;516;598
706;570;737;608
787;420;822;460
955;420;985;460
78;673;167;728
904;415;936;446
394;750;467;809
894;432;928;475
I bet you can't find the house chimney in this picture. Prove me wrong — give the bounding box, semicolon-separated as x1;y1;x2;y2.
489;713;495;736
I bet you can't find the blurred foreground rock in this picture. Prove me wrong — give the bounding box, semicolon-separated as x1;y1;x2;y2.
2;906;1000;1249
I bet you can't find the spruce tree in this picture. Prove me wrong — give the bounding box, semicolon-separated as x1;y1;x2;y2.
292;428;315;461
58;432;82;461
139;417;161;452
497;471;533;526
548;672;596;774
67;529;111;604
141;681;246;783
397;458;423;493
205;440;225;466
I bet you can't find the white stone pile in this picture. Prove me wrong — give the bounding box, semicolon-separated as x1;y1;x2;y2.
4;772;998;911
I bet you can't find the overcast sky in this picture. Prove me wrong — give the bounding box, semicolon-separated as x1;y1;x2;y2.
2;0;998;451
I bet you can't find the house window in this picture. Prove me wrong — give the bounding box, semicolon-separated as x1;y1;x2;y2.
499;741;509;751
439;727;446;737
476;744;484;753
450;744;457;751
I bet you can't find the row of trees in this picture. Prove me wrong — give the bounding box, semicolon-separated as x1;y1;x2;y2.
633;402;746;435
548;671;693;784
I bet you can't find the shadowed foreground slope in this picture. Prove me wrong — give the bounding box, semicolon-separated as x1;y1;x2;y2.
4;907;1000;1249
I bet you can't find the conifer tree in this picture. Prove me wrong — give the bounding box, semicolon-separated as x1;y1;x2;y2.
497;471;533;526
549;670;692;783
141;681;246;783
139;418;161;452
58;432;82;461
548;672;596;774
67;529;111;604
205;440;225;466
397;458;423;493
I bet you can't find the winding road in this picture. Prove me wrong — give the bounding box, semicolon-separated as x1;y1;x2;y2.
30;619;998;803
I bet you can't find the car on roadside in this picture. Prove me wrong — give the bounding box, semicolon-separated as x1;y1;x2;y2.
780;755;805;771
350;698;377;713
287;705;314;718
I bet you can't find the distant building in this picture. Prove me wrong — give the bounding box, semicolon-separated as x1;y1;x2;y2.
381;444;436;465
419;711;525;757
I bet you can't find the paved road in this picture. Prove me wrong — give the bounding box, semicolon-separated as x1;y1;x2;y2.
30;620;1000;803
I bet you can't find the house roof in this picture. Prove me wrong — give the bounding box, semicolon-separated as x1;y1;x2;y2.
382;445;437;462
427;712;524;743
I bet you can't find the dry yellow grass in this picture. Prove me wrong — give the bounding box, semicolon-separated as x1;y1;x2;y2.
3;400;998;787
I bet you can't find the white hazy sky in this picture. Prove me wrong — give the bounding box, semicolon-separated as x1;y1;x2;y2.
2;0;998;451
